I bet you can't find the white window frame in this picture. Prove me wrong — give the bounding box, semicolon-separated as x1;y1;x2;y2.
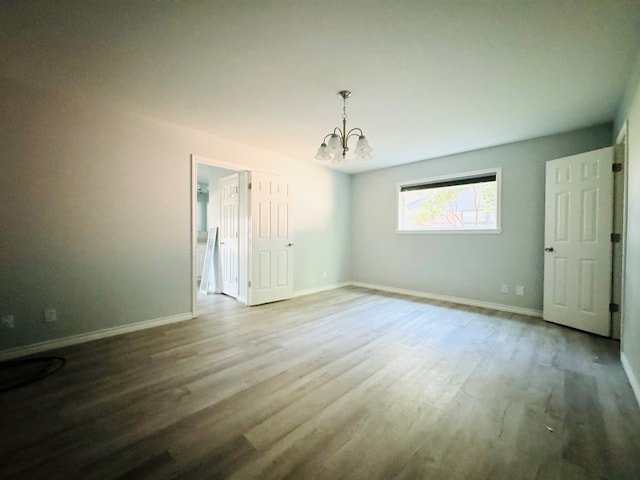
396;168;502;234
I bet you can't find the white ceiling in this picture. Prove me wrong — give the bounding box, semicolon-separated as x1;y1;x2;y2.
1;1;639;173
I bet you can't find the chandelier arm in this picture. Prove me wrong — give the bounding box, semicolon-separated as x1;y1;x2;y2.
345;128;364;141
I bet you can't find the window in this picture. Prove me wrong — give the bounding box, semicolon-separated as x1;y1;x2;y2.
397;168;501;233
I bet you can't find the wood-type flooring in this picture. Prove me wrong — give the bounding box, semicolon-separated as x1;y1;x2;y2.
1;287;639;479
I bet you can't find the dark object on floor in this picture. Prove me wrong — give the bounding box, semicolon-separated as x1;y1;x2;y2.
0;356;66;393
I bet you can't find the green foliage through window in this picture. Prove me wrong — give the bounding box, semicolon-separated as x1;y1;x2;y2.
398;170;500;232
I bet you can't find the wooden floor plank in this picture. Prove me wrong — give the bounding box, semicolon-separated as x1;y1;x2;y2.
1;287;639;479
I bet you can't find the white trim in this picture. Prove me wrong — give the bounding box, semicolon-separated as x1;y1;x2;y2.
616;119;628;145
292;282;352;298
191;154;252;172
397;228;502;235
350;281;543;317
614;126;629;342
0;312;193;362
621;352;640;409
396;167;502;234
191;155;198;318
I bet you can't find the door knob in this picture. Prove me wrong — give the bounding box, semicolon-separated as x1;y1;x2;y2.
287;243;294;247
544;247;554;252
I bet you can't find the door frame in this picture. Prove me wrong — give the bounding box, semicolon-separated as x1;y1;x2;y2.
190;154;251;317
614;122;630;340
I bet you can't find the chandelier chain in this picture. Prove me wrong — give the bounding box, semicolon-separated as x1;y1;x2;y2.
342;96;347;123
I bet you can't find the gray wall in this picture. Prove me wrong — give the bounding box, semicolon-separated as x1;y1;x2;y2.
0;76;351;351
616;52;640;404
351;124;612;312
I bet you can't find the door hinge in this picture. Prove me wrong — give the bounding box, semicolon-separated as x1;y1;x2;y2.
248;182;252;190
609;303;620;313
611;233;621;243
612;163;623;173
248;281;251;288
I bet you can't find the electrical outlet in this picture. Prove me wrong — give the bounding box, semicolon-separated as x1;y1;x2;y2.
1;315;15;329
44;308;57;323
516;285;525;296
501;285;509;294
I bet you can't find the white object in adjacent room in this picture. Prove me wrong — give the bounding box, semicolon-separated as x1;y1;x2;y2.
199;227;219;295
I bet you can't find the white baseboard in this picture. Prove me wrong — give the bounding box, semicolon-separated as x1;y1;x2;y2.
292;282;352;298
0;312;194;362
621;352;640;409
350;281;543;318
0;283;541;361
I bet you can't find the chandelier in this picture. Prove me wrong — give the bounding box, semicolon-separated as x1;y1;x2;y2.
315;90;372;162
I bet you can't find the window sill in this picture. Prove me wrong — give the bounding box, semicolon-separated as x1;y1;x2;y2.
396;228;503;235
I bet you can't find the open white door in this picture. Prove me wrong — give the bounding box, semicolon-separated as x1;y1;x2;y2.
220;174;239;298
543;147;614;336
247;172;293;306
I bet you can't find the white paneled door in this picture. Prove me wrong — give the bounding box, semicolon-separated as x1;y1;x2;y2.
220;174;239;298
543;147;614;336
247;172;293;306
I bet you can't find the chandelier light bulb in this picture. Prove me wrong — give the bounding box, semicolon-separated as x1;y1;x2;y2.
314;143;332;160
326;134;341;153
354;135;372;158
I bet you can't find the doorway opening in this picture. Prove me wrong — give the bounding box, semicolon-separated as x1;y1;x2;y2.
191;155;250;316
